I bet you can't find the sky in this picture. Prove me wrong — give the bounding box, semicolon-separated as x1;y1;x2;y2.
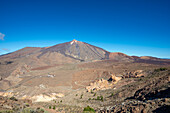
0;0;170;58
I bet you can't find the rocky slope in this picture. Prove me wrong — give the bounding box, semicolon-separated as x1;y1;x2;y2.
97;68;170;113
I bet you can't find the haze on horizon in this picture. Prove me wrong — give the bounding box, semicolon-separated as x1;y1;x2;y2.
0;0;170;58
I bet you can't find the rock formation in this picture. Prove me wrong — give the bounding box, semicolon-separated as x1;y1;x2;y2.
30;93;64;102
123;70;145;78
86;75;122;92
0;92;14;97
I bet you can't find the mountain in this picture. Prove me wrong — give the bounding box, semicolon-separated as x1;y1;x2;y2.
0;39;133;63
0;39;169;81
39;39;110;62
1;39;169;70
108;52;133;61
0;40;126;81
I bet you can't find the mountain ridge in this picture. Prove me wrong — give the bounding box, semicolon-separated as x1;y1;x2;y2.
0;40;166;62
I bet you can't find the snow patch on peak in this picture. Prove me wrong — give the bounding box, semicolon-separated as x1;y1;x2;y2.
70;39;78;45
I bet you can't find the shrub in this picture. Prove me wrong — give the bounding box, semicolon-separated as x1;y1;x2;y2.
101;96;103;101
96;96;103;101
36;108;46;113
9;96;18;101
93;93;96;96
53;106;56;110
24;103;30;107
154;68;167;72
40;109;45;112
0;110;14;113
97;96;100;100
49;106;51;109
80;94;83;99
91;90;94;94
83;106;95;113
21;108;35;113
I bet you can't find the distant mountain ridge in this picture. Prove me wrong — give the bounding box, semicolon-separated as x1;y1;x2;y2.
0;39;165;64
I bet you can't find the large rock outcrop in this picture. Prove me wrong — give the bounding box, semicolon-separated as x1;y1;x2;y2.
123;70;145;78
86;75;122;92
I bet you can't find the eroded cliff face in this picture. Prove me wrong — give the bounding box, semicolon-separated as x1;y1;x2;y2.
86;75;122;92
0;91;64;103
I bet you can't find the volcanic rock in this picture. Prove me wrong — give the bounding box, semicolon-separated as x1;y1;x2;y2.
123;70;145;78
86;75;122;92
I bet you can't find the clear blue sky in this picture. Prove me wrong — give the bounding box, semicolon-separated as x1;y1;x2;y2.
0;0;170;58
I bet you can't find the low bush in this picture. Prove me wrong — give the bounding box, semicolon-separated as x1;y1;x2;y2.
9;96;18;101
0;110;14;113
49;106;51;109
80;94;83;99
91;90;94;94
83;106;95;113
154;68;167;72
96;96;103;101
93;93;96;96
53;106;56;110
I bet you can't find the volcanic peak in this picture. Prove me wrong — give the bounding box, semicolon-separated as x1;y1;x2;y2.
70;39;78;45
